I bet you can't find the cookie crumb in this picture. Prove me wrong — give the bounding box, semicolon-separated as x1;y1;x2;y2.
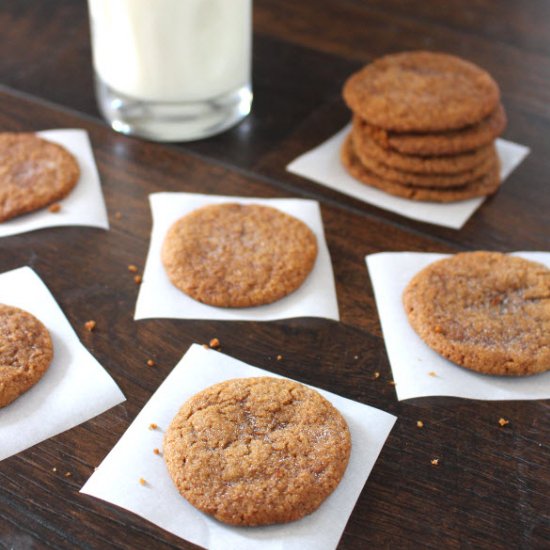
128;264;138;273
64;471;72;478
149;423;158;430
84;320;96;332
276;354;283;361
114;211;122;220
373;372;380;379
52;467;57;472
354;355;359;360
139;477;147;486
388;380;396;386
498;417;509;427
209;338;220;349
416;420;424;428
202;344;209;349
48;203;61;213
430;458;439;466
134;275;142;285
146;359;155;367
153;448;161;455
428;371;437;377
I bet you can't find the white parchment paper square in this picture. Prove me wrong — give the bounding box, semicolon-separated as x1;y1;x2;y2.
0;267;125;461
366;252;550;401
287;125;530;229
81;344;396;550
134;193;339;321
0;129;109;237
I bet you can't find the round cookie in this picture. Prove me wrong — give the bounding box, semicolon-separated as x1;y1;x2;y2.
164;377;351;526
352;133;497;188
343;51;500;132
403;252;550;376
0;133;80;222
352;119;492;174
161;203;318;308
341;134;501;202
368;103;507;157
0;304;53;407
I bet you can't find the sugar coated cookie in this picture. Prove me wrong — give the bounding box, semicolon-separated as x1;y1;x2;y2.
343;51;500;132
164;377;351;526
161;203;318;308
0;133;80;222
0;304;53;407
403;252;550;375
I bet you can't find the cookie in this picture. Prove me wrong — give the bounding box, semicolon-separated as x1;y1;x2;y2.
368;103;507;157
343;51;500;132
161;203;318;308
0;304;53;407
0;133;80;222
341;134;501;202
353;119;492;174
403;252;550;376
164;377;351;526
353;133;498;188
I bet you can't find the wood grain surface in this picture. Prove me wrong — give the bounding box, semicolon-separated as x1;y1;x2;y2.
0;1;549;549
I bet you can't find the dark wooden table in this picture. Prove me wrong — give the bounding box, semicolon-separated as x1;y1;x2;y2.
1;1;549;548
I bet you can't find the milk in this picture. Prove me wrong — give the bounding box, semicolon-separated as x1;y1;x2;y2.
88;0;252;102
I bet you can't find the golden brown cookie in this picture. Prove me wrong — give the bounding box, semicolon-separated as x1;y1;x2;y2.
403;252;550;376
164;377;351;526
0;304;53;407
368;103;507;157
352;119;493;174
353;134;498;188
0;133;80;222
161;203;318;308
341;134;501;202
343;51;500;132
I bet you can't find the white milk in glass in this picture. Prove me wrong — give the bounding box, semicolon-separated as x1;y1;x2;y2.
88;0;252;141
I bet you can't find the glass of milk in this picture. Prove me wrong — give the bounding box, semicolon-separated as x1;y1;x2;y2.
87;0;252;142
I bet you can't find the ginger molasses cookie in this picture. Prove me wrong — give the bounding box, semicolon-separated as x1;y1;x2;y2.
161;203;318;308
343;51;500;132
353;136;497;188
403;252;550;376
164;377;351;526
0;133;80;222
352;119;493;174
0;304;53;407
368;103;507;157
341;135;501;202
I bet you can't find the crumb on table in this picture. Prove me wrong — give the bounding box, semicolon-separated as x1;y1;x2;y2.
209;338;220;349
498;417;510;427
146;359;155;367
48;203;61;213
84;320;96;332
430;458;439;466
128;264;138;273
416;420;424;429
134;275;142;285
149;423;158;430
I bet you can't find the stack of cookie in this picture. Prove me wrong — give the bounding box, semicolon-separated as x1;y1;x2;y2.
342;51;506;202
